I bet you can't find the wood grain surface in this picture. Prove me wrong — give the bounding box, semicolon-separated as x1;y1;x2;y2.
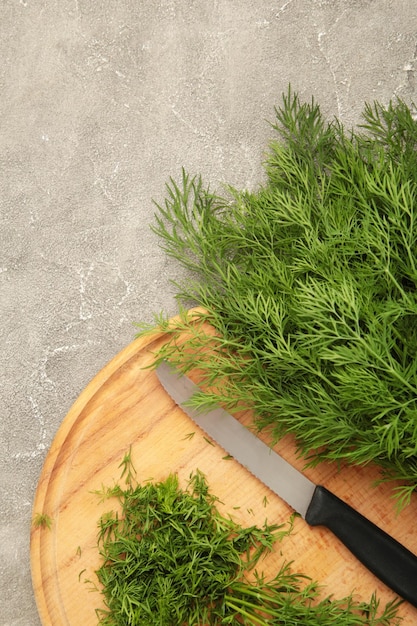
30;314;417;625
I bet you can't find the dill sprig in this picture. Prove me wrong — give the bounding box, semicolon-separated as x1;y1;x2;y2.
141;87;417;510
94;454;400;625
32;512;53;530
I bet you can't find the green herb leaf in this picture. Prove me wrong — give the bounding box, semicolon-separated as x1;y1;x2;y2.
32;512;53;530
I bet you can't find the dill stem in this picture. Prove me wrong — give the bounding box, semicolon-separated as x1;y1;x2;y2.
223;598;268;625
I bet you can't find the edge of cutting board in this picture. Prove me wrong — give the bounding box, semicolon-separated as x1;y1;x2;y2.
30;327;160;624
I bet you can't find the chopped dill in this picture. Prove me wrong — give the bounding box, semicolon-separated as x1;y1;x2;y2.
93;452;400;625
32;512;53;530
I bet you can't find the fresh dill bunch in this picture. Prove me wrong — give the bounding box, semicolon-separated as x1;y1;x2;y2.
94;455;400;625
145;87;417;510
95;468;284;625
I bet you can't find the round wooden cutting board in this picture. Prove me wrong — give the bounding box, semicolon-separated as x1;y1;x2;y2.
31;314;417;625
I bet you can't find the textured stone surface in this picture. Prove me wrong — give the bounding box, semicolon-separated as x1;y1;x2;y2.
1;1;416;623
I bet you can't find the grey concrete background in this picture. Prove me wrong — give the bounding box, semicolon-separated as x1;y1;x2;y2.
1;1;416;624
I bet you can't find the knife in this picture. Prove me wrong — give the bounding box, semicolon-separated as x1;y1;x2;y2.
156;361;417;608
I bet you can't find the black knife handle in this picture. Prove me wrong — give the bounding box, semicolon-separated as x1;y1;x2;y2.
305;485;417;607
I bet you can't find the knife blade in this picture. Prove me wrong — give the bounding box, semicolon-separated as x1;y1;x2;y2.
156;360;417;608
